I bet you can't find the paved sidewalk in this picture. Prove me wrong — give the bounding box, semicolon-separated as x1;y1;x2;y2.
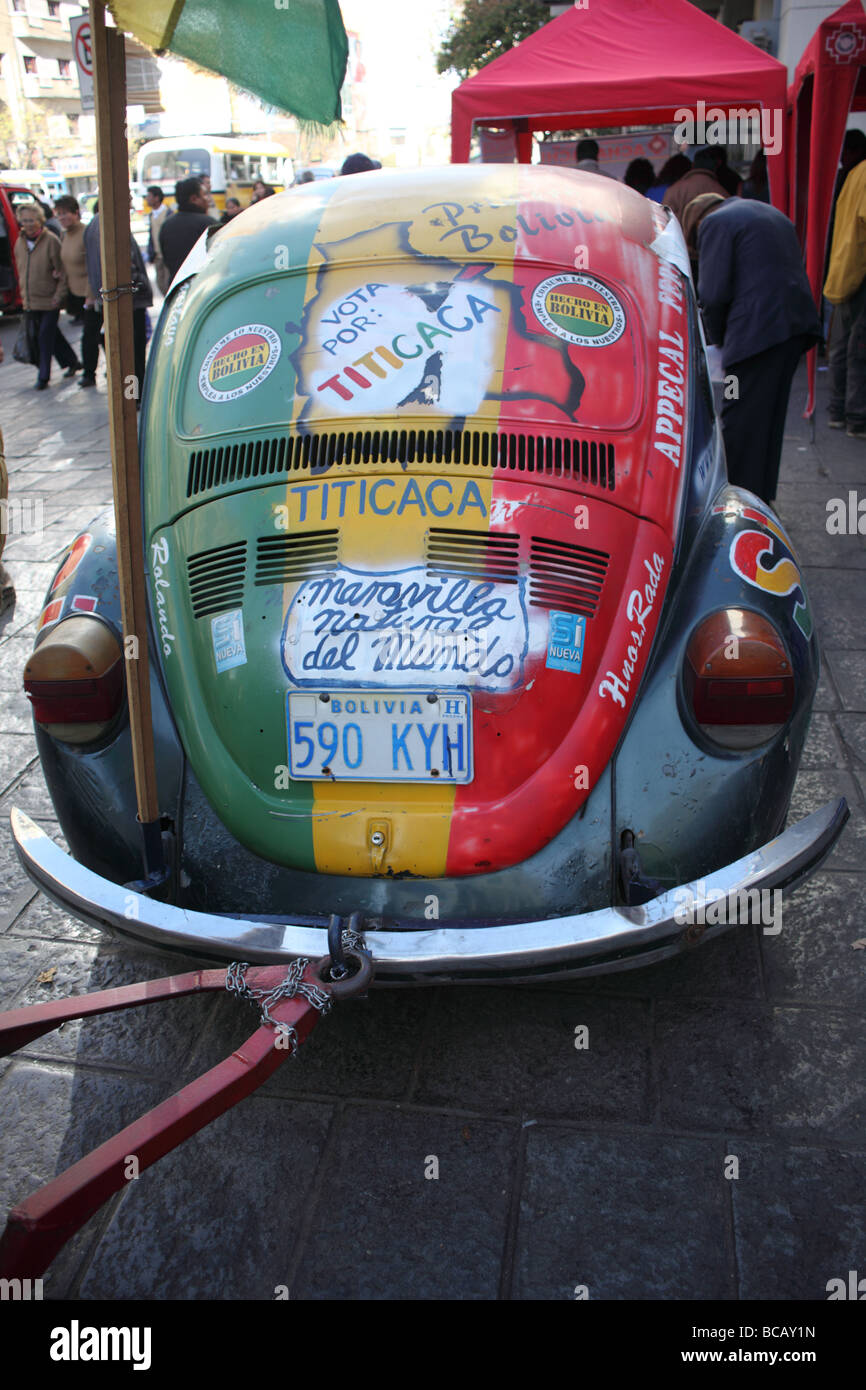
0;324;864;1300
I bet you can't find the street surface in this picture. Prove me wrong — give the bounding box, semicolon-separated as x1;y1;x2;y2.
0;309;864;1299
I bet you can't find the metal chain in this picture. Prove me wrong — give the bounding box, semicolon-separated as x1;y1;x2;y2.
326;921;367;981
226;959;333;1054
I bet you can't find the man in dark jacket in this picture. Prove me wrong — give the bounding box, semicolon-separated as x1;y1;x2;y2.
697;198;822;504
158;178;217;282
84;206;153;402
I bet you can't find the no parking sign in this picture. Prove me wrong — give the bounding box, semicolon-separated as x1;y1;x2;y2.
70;15;94;113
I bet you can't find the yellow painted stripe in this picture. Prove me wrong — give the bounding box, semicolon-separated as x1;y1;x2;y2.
283;179;519;876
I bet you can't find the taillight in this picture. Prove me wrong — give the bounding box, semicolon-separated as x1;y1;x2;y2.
684;609;794;749
24;616;124;744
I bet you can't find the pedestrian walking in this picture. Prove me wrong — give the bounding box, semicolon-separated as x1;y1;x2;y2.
145;186;171;296
824;157;866;438
696;197;822;504
158;178;217;282
84;205;153;404
54;195;92;335
13;202;80;389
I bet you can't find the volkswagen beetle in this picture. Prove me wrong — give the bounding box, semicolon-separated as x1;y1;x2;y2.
11;166;848;983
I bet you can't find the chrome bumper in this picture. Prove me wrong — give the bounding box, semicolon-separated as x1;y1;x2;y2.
10;800;848;984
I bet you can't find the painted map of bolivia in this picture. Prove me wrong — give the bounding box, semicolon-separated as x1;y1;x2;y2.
290;221;588;426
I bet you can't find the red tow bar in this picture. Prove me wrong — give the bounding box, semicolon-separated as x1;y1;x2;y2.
0;951;372;1279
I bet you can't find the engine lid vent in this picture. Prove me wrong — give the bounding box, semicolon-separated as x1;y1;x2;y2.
255;529;340;586
186;431;616;498
426;528;520;584
528;539;609;618
187;541;247;619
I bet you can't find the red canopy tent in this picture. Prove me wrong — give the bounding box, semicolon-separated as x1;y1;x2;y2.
787;0;866;417
450;0;788;210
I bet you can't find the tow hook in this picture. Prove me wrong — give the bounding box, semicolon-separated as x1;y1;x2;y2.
619;830;662;907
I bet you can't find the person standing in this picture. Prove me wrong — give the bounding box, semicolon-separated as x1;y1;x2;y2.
664;148;729;225
220;197;242;224
145;186;170;296
54;195;92;331
824;156;866;438
199;174;219;217
13;202;79;389
697;198;822;504
84;205;154;403
574;138;616;179
158;178;217;282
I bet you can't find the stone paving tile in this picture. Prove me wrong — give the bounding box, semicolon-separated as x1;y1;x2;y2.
413;989;652;1123
779;495;866;569
7;893;106;947
78;1096;335;1300
0;759;56;817
0;731;38;793
0;1060;167;1299
0;937;51;1002
655;1001;866;1143
0;815;44;918
835;713;866;772
191;987;433;1104
787;769;864;872
14;944;220;1078
512;1129;732;1300
730;1141;866;1301
291;1105;516;1300
825;651;866;712
803;570;866;649
812;660;841;712
799;713;848;769
0;639;39;692
759;871;866;1007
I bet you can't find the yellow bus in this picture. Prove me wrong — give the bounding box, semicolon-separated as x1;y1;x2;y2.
135;137;293;211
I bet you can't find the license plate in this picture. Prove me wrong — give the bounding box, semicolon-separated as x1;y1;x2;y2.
286;690;473;783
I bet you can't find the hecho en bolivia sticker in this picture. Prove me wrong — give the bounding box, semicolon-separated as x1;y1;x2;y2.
531;273;625;348
198;324;281;403
212;608;247;673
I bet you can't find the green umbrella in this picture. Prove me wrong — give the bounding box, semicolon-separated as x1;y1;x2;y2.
109;0;348;124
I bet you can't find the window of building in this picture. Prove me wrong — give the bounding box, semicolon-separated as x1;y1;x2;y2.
12;0;27;12
48;1;61;15
58;58;71;78
23;56;37;75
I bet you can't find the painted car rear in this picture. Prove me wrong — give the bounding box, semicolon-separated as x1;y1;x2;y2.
12;166;847;980
143;167;685;880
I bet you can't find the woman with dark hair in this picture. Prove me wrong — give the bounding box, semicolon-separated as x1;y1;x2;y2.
647;153;692;204
623;158;655;197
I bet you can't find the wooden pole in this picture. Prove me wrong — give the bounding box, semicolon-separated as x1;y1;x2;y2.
89;0;163;874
